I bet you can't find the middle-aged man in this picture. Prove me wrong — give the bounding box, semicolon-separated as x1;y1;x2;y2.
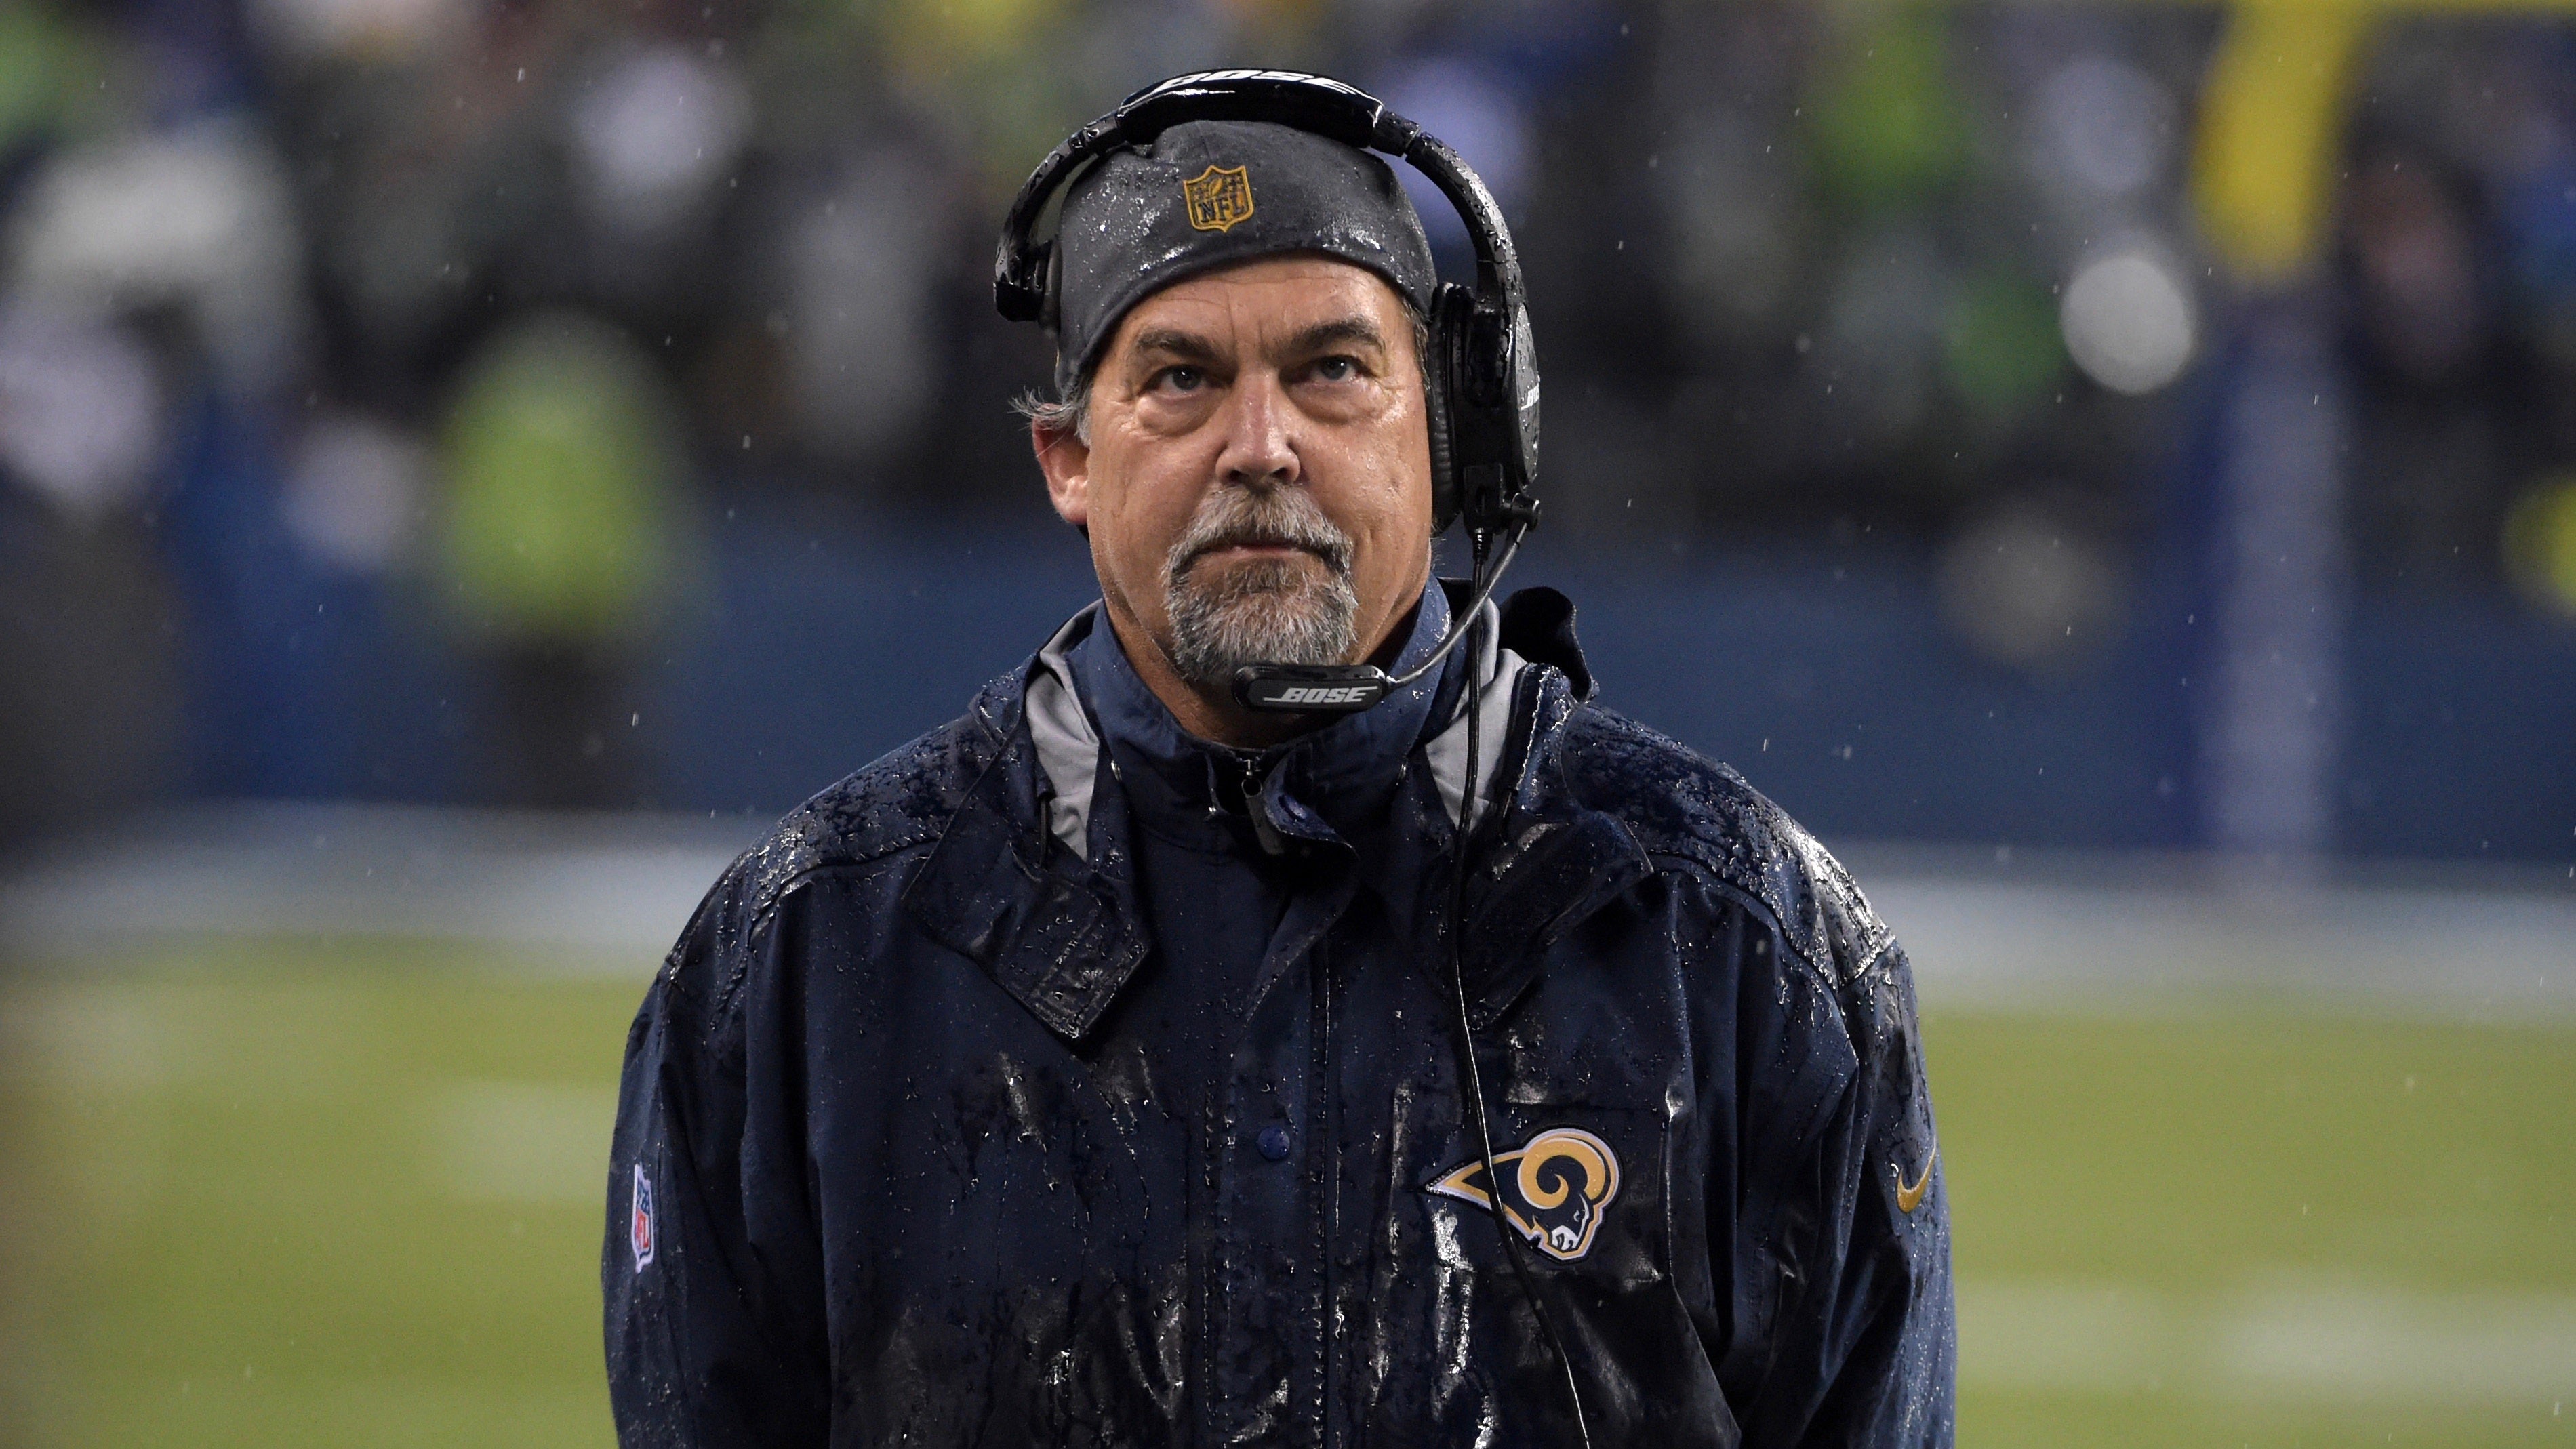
607;71;1953;1448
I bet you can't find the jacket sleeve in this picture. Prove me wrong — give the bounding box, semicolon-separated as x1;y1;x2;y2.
603;880;832;1447
1731;926;1956;1448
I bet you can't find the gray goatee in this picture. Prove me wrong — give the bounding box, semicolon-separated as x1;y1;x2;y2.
1162;485;1359;689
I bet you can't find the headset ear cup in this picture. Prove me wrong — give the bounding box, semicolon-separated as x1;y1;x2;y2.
1426;284;1472;534
1504;298;1539;506
1425;383;1457;535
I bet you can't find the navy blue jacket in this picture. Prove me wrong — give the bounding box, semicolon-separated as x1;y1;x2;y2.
604;586;1954;1447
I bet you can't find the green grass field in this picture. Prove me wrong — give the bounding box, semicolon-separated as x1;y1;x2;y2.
3;937;2571;1446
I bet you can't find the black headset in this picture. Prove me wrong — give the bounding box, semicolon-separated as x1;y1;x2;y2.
995;70;1543;716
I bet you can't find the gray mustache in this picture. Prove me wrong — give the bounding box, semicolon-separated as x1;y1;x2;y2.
1165;489;1354;584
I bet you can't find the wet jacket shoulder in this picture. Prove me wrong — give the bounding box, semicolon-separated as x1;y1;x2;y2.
1518;683;1955;1444
686;683;1011;959
602;685;1013;1445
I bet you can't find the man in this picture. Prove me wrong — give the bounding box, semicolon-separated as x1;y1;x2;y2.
606;76;1953;1447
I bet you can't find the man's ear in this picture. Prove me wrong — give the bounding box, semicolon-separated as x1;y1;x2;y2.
1032;419;1090;529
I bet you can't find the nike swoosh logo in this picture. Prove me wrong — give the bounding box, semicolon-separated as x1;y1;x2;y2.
1895;1148;1937;1215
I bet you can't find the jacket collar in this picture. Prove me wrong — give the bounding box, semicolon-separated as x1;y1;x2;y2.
898;681;1150;1040
901;587;1643;1042
1060;582;1457;855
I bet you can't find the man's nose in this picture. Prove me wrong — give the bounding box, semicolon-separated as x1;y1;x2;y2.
1215;371;1299;489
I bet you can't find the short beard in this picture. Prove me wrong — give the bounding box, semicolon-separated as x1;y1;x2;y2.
1162;487;1359;690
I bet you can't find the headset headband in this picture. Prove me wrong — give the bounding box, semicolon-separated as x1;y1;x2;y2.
993;70;1523;327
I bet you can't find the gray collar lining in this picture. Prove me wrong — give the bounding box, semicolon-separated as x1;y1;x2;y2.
1024;599;1523;861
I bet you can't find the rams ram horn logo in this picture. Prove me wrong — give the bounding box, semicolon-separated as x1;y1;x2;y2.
1182;165;1255;232
1428;1127;1621;1262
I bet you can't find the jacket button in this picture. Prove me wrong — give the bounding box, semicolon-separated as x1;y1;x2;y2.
1255;1126;1293;1162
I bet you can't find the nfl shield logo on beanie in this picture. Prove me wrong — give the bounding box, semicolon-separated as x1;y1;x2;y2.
1182;164;1255;232
630;1164;657;1271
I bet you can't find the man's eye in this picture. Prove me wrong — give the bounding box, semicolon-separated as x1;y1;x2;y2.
1312;356;1358;382
1153;365;1205;393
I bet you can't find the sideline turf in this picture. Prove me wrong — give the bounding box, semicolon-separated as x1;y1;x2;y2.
3;940;633;1448
1933;1006;2576;1448
2;939;2569;1446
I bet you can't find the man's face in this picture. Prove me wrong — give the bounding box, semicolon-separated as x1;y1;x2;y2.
1034;255;1435;712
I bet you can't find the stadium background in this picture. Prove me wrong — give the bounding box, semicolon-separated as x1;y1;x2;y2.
0;0;2571;1443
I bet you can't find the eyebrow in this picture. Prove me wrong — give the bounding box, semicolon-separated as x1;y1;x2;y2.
1122;315;1390;368
1278;316;1387;359
1125;327;1222;363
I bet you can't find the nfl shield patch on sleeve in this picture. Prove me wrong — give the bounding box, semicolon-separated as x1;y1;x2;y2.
630;1164;657;1271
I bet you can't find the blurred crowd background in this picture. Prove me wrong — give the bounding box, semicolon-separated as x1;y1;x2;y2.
3;0;2573;870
